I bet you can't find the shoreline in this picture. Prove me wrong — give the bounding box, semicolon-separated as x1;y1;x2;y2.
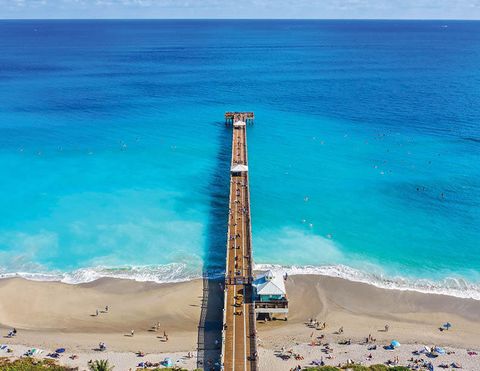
1;275;479;369
2;263;480;301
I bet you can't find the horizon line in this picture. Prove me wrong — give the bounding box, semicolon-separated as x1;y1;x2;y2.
1;17;479;21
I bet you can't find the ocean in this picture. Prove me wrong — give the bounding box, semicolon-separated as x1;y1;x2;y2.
0;20;479;299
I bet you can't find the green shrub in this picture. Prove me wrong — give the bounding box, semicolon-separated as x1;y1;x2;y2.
0;357;76;371
366;365;389;371
345;366;370;371
346;366;409;371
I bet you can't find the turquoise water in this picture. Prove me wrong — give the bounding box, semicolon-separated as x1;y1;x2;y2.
0;20;479;298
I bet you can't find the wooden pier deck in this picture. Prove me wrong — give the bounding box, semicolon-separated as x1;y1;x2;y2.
221;112;258;371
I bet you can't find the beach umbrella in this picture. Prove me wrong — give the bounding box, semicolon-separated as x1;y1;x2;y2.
55;348;65;353
164;357;173;367
391;340;401;348
443;322;452;330
434;346;446;355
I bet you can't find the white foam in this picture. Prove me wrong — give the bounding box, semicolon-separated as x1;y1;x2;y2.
255;263;480;301
1;262;479;301
0;263;202;285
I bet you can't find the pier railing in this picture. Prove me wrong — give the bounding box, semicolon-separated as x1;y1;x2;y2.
221;112;258;371
254;300;289;309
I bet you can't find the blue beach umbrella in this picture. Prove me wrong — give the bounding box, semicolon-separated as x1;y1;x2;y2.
434;346;446;355
443;322;452;330
391;340;401;348
164;357;173;367
55;348;65;353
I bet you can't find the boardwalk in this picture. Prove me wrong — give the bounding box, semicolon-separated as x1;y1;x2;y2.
221;113;258;371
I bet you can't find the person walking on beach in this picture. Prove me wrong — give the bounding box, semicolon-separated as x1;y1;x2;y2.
105;305;109;313
385;324;389;332
96;309;99;316
131;330;135;337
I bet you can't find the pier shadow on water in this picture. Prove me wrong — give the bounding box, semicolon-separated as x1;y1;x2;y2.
197;122;231;370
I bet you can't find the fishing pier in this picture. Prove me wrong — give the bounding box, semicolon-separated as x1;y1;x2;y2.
221;112;258;371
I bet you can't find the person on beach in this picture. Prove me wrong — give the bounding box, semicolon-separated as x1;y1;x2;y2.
131;329;135;337
96;309;99;316
338;326;344;334
385;324;389;332
105;305;109;312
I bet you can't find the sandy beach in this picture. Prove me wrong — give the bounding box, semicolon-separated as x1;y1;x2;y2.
1;275;479;370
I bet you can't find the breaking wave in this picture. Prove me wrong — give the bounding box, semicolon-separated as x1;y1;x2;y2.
255;263;480;301
1;262;479;300
0;263;202;284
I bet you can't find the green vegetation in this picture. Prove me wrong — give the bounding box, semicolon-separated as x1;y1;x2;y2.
354;366;409;371
88;360;114;371
303;365;410;371
0;358;76;371
344;365;409;371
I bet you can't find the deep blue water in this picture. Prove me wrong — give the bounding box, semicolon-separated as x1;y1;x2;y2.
0;20;479;297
